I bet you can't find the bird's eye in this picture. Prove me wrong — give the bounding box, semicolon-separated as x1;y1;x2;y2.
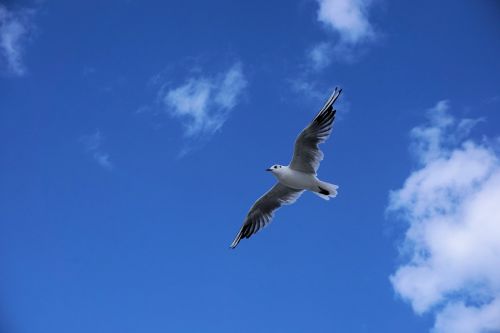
274;166;277;169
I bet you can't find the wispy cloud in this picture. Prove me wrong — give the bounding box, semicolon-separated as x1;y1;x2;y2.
80;130;113;170
292;0;376;99
289;76;325;100
317;0;374;44
307;42;333;71
388;101;500;333
0;4;35;76
159;62;247;138
307;0;376;67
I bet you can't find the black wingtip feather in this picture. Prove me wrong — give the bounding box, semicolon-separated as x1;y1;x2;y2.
230;230;243;249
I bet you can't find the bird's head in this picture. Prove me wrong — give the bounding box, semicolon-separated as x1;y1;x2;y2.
266;164;284;173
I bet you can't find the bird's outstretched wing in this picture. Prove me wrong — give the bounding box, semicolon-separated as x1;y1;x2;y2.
289;87;341;174
230;183;303;248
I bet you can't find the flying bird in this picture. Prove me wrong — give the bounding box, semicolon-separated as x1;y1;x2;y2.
230;87;342;248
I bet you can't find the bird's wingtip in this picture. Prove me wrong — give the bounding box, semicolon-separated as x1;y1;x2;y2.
229;230;243;249
330;86;342;105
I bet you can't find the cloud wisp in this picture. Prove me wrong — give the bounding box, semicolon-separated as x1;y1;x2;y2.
308;0;376;67
292;0;377;99
159;62;247;138
80;130;113;170
388;101;500;333
307;42;334;71
0;4;34;76
317;0;374;44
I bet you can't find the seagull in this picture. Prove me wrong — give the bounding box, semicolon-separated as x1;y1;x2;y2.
230;87;342;249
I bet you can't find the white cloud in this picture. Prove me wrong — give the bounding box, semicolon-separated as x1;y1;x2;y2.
308;0;375;67
161;62;247;137
93;152;113;170
388;101;500;333
289;76;324;100
80;130;113;170
434;299;500;333
317;0;374;44
0;4;34;76
308;42;333;71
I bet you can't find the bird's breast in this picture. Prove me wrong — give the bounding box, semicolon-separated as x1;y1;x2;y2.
276;169;317;190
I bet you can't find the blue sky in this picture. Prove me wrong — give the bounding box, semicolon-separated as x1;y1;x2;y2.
1;1;500;332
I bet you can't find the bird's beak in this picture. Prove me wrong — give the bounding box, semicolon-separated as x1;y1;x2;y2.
266;168;272;171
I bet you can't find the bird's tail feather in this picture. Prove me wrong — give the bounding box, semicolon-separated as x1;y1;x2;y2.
314;181;339;201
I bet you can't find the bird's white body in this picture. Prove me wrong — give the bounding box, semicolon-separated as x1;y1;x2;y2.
271;166;318;191
268;165;338;200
